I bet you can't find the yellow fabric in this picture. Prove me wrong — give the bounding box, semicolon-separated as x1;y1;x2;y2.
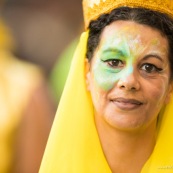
141;99;173;172
40;31;173;172
83;0;173;28
40;31;111;173
0;20;44;172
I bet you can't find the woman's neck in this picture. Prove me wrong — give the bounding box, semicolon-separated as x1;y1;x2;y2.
95;116;156;173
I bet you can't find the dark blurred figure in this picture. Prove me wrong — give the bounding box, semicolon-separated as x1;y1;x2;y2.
1;0;83;75
0;1;82;171
0;12;55;173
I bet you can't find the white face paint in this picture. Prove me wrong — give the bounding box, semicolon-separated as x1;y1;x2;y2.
86;20;172;131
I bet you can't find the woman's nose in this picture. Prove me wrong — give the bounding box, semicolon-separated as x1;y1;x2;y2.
117;70;140;91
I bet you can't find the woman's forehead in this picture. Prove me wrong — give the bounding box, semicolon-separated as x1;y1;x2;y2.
101;20;164;40
98;20;169;53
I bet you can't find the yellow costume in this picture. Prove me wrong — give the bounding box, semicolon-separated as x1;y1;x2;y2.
0;20;44;173
39;0;173;172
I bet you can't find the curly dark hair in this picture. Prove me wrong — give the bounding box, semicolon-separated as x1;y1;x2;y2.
87;7;173;80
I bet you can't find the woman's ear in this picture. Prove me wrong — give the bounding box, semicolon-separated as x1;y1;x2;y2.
85;58;91;91
165;82;173;104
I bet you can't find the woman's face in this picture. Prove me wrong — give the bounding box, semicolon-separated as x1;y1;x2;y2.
86;20;172;131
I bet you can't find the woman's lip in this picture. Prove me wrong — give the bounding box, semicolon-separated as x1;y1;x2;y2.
110;98;143;110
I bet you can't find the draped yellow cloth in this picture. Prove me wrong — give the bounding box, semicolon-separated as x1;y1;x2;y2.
39;31;173;173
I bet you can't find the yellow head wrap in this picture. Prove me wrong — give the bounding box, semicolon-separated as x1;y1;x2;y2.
40;1;173;172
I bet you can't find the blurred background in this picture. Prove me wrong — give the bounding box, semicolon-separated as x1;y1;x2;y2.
0;1;83;172
1;0;83;75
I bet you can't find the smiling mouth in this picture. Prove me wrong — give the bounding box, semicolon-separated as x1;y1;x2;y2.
110;97;143;110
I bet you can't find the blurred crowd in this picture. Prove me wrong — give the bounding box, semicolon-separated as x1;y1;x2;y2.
0;0;82;172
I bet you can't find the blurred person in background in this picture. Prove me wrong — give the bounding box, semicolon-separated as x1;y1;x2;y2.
1;0;83;104
0;11;55;173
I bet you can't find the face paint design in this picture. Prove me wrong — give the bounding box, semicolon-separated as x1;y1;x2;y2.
87;20;172;132
92;26;169;91
93;38;134;90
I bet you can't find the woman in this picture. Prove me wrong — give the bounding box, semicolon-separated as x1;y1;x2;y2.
40;0;173;172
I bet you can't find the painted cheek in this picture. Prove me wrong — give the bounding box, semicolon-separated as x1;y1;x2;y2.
92;58;135;91
93;36;138;91
93;59;120;91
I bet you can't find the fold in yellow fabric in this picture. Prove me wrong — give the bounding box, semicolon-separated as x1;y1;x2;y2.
39;31;173;173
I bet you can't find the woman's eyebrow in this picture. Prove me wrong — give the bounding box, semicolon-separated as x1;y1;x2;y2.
142;54;163;62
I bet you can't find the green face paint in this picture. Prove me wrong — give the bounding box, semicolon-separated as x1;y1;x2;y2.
91;24;167;91
93;58;123;90
93;35;137;91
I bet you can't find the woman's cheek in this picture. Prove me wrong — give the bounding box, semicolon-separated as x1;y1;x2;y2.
93;61;120;91
146;78;169;107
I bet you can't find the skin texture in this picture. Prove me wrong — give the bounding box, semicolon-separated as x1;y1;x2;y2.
86;20;173;173
87;20;172;132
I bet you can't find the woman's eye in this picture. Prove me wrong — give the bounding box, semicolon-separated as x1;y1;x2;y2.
140;63;162;73
104;59;124;68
